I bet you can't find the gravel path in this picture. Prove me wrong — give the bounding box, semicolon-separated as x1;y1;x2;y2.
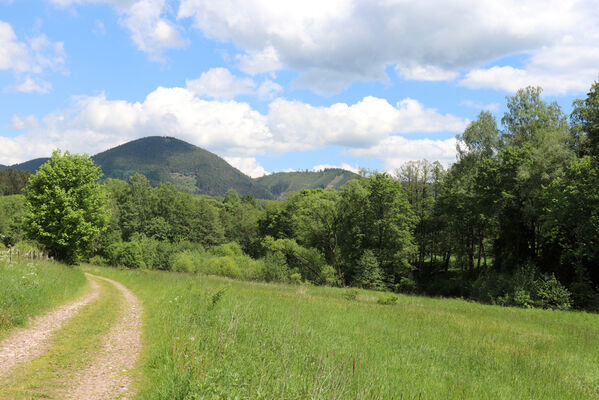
0;277;101;379
65;273;143;400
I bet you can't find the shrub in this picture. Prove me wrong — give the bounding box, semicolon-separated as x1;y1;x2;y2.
534;274;571;310
289;272;302;284
211;242;244;257
213;256;242;279
260;252;289;282
171;251;195;273
377;293;399;305
342;288;359;301
396;277;417;294
89;255;108;265
353;250;384;289
320;265;339;286
472;265;571;310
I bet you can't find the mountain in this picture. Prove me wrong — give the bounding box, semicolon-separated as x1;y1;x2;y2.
9;158;50;173
255;169;359;199
4;137;358;199
92;136;273;199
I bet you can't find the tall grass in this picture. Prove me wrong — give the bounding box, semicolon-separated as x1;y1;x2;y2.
86;265;599;399
0;259;86;336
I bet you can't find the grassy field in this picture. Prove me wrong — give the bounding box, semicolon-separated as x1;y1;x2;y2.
84;265;599;400
0;259;86;337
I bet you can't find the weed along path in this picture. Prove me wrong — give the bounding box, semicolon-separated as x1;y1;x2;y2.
0;276;101;379
65;273;143;400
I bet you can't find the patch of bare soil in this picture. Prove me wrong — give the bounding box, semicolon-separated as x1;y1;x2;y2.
0;277;101;379
65;273;143;400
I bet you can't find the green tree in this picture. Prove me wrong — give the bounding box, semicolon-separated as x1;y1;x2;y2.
570;80;599;157
23;150;109;264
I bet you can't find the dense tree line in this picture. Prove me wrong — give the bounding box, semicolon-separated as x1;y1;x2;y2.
0;168;31;196
3;81;599;311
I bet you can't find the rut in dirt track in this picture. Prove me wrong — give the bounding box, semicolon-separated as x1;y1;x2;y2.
0;277;101;379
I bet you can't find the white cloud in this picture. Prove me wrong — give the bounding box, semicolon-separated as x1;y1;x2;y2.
397;65;459;81
257;79;282;100
186;67;255;99
312;163;359;174
267;96;467;150
459;100;499;112
178;0;599;94
2;86;467;166
49;0;185;60
8;76;52;94
0;21;65;74
348;136;458;170
224;156;268;178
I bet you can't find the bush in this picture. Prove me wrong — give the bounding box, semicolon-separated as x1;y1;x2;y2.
210;242;244;257
260;252;289;282
342;288;359;301
377;293;399;305
472;265;571;310
353;250;384;289
396;277;417;294
212;256;242;279
289;272;302;284
106;241;146;269
89;255;109;265
171;251;195;273
320;265;339;286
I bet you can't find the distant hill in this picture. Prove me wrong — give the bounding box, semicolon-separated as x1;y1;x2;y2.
10;158;50;173
3;137;359;199
255;169;359;198
92;137;273;199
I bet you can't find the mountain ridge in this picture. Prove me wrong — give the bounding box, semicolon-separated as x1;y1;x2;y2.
3;136;359;199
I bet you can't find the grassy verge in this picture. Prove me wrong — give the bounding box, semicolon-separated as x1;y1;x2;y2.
85;265;599;399
0;276;123;399
0;259;87;338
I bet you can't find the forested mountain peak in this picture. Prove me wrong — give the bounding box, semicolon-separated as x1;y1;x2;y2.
92;136;274;199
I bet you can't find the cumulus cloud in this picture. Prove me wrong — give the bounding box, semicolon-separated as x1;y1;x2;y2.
50;0;186;60
2;85;467;165
0;20;65;74
186;67;256;99
177;0;598;94
224;156;268;178
348;136;459;170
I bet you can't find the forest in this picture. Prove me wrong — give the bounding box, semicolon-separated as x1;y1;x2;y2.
2;83;598;312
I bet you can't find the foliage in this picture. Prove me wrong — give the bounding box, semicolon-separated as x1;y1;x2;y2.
23;151;109;264
377;293;399;305
0;168;31;196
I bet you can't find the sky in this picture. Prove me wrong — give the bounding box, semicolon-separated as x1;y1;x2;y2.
0;0;597;177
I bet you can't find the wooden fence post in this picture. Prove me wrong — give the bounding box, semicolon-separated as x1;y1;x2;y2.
9;247;12;263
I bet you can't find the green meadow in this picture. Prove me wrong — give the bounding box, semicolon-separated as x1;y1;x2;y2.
0;259;86;337
82;265;599;399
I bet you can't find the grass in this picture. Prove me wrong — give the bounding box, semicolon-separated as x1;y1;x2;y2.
0;276;124;399
84;265;599;399
0;259;87;338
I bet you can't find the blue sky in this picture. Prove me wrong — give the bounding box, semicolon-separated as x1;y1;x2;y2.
0;0;597;177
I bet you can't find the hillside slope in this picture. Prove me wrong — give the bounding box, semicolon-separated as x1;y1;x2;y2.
92;137;273;198
255;168;359;198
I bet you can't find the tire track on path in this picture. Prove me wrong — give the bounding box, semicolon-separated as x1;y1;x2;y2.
0;276;101;379
65;273;143;400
